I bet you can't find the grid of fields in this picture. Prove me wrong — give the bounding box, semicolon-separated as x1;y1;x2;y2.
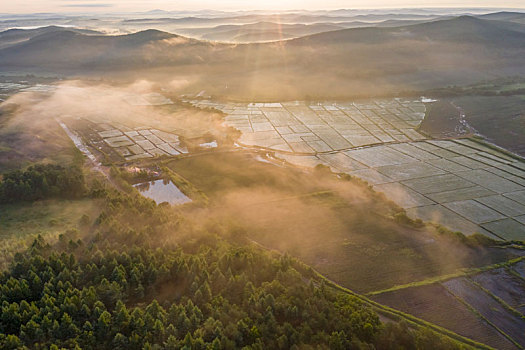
98;126;188;161
188;99;427;152
277;139;525;241
64;119;189;162
188;99;525;241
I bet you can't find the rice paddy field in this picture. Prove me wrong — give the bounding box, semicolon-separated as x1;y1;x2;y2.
187;98;525;242
63;96;525;244
188;99;427;152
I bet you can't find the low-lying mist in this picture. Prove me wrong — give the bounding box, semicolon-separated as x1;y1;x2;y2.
0;79;516;295
0;79;225;168
167;153;508;293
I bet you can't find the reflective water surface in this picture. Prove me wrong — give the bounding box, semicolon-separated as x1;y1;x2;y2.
134;179;192;205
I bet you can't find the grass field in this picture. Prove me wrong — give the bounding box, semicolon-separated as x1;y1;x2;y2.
418;100;471;138
166;152;521;293
0;198;102;269
452;96;525;156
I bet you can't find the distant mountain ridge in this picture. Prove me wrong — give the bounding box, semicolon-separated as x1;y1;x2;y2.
2;16;524;64
291;15;525;45
177;21;346;42
0;25;102;49
478;11;525;23
0;27;202;69
0;15;524;99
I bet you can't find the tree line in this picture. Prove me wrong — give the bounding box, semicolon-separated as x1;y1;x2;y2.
0;164;86;203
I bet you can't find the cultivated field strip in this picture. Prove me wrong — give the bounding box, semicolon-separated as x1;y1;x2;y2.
371;283;520;350
471;267;525;316
444;277;525;347
371;260;525;350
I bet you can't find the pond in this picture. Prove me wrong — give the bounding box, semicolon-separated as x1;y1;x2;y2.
134;179;192;206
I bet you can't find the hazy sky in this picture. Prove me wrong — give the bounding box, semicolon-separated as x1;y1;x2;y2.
2;0;525;13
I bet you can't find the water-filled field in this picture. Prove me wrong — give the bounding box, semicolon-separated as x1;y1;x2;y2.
188;98;525;241
134;179;192;205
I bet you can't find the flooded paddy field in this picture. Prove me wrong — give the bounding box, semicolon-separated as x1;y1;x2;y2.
188;98;525;242
372;281;520;350
60;117;188;163
513;260;525;279
36;84;234;171
58;104;233;165
58;93;525;242
471;267;525;314
372;282;519;350
0;75;58;102
188;98;427;152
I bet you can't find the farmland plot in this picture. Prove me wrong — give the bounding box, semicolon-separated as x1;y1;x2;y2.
443;277;525;346
61;118;188;162
371;284;519;350
188;98;427;152
512;260;525;279
371;257;525;350
471;268;525;315
282;139;525;241
188;98;525;241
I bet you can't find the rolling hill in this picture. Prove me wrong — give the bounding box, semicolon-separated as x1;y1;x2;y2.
176;22;346;42
0;25;102;49
1;16;524;99
0;29;210;69
478;11;525;24
290;15;525;45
